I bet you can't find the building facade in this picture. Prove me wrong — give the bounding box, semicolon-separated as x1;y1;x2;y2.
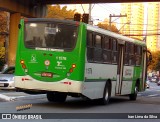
120;3;144;41
147;2;159;52
121;2;160;52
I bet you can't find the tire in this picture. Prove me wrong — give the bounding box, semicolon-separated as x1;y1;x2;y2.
98;82;111;105
129;86;138;101
47;92;67;102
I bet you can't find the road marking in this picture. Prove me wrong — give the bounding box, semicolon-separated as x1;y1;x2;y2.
0;93;46;102
148;94;159;97
0;94;16;101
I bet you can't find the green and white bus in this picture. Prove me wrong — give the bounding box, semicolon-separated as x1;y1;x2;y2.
15;18;151;105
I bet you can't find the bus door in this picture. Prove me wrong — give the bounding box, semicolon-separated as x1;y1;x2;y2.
116;43;124;94
142;48;150;90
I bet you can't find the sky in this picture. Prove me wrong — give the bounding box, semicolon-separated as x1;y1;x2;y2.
91;3;121;22
60;3;121;25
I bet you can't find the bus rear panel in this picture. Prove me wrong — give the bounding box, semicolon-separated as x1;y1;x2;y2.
15;18;86;94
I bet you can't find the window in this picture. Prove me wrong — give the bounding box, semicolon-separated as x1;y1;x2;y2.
95;35;101;48
129;43;135;65
135;45;142;66
87;32;94;61
124;42;142;66
25;22;78;51
124;42;135;65
102;36;111;63
86;31;119;65
103;36;111;49
87;32;93;46
112;39;118;64
94;34;103;62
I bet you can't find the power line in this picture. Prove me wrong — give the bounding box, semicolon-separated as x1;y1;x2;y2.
124;33;160;36
100;4;121;13
96;4;115;15
122;29;160;31
115;22;157;26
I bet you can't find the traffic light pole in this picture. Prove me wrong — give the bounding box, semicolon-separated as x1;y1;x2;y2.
89;4;92;24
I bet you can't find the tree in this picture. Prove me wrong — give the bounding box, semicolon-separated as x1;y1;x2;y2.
0;11;8;60
0;11;7;33
97;18;119;33
148;51;160;72
46;5;76;20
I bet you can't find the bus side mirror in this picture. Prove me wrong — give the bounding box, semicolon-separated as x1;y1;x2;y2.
147;50;152;66
149;54;152;61
18;24;21;29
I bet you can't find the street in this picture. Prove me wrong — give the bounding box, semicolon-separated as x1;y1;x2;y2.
0;82;160;121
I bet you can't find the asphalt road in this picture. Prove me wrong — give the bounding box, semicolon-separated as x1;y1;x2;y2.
0;82;160;122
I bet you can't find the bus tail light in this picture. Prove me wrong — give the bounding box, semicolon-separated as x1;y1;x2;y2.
20;60;26;69
69;64;76;73
72;64;76;68
69;68;73;73
67;64;76;76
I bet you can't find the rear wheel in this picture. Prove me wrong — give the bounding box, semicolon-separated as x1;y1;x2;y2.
47;92;67;102
129;86;138;100
98;82;111;105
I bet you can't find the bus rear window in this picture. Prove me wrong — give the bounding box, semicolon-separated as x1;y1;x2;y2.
24;22;78;51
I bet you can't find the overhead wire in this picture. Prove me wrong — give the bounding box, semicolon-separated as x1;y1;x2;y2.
96;4;115;15
100;4;121;13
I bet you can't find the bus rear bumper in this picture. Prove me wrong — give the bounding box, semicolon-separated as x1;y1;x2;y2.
14;76;83;93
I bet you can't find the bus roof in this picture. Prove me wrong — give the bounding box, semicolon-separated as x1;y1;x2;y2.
23;18;80;26
22;18;146;46
86;24;146;46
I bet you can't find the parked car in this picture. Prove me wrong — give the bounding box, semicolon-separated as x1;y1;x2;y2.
146;80;150;89
157;81;160;86
151;76;159;82
0;66;15;90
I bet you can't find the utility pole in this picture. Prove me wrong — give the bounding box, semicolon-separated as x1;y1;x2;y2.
118;22;130;32
88;4;92;25
109;14;127;31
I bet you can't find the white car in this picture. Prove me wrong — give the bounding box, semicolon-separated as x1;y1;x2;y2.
146;80;150;89
0;66;15;90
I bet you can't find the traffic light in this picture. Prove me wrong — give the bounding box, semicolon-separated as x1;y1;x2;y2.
74;13;81;22
82;14;89;24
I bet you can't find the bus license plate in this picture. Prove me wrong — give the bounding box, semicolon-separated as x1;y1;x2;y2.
41;72;53;77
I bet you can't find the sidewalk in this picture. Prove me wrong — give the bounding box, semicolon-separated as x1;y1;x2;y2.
0;91;46;102
137;95;160;104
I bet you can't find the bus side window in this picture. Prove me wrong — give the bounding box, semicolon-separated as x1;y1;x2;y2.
93;34;103;62
135;45;142;66
112;38;118;64
129;43;135;65
102;36;111;63
124;42;129;65
87;31;94;61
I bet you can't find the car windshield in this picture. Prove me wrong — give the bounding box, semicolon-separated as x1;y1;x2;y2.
2;67;15;74
24;22;78;51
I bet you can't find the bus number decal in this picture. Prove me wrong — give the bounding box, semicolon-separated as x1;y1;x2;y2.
56;56;67;60
86;68;92;74
55;56;67;70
